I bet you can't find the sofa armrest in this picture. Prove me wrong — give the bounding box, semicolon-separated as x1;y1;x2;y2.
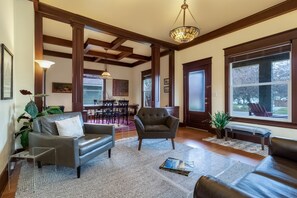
84;123;115;136
134;115;145;132
29;132;79;168
270;137;297;162
194;175;252;198
166;116;179;131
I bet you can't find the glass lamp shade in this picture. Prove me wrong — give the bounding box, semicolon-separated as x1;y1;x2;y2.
169;26;200;43
101;71;112;79
35;60;55;69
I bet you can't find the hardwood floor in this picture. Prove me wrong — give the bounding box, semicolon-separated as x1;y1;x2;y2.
1;127;263;198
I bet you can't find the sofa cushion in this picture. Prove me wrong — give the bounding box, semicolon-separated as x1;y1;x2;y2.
137;108;169;125
78;134;112;156
39;112;84;135
55;115;84;138
235;173;297;197
144;125;170;132
254;156;297;188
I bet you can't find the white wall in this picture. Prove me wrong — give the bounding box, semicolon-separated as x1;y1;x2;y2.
0;0;34;175
0;0;15;176
45;55;135;111
175;10;297;139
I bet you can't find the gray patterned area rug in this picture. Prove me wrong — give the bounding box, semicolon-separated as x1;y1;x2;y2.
203;136;269;157
16;138;255;198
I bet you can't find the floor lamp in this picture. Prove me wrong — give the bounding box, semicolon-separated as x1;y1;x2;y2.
35;60;55;110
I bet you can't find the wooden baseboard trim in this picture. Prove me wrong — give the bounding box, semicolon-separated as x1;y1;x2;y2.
179;122;186;127
0;164;8;197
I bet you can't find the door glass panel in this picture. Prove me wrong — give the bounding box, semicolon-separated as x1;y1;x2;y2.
143;78;152;107
189;70;205;112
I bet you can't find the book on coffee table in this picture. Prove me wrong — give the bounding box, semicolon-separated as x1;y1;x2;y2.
159;157;194;176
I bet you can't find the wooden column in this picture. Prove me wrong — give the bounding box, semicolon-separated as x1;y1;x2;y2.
34;11;43;111
169;49;175;106
151;44;160;107
71;22;84;112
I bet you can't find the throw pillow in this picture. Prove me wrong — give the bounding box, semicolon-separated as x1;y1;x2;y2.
55;115;84;138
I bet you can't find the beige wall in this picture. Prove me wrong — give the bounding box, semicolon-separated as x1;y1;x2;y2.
0;0;34;175
175;10;297;139
44;55;135;111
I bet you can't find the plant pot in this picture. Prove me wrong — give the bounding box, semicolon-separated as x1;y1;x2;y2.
216;129;225;139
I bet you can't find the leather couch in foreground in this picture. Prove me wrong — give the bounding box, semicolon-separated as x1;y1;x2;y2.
194;137;297;198
29;112;115;178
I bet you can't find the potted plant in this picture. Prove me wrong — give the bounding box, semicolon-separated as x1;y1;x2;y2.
15;90;63;148
209;111;231;139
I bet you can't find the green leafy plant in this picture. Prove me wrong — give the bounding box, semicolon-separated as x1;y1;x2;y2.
15;90;63;148
209;111;231;138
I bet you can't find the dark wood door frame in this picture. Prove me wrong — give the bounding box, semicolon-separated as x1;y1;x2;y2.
183;57;212;130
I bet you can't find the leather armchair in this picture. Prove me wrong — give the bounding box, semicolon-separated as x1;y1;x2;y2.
134;108;179;150
29;112;115;178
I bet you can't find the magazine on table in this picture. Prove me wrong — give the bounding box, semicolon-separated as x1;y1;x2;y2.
159;157;194;176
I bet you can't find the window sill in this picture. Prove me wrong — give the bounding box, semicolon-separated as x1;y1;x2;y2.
230;117;297;129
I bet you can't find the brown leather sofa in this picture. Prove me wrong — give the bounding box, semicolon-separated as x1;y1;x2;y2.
134;108;179;150
194;137;297;198
29;112;115;178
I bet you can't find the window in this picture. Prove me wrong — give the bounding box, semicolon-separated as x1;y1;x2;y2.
230;50;291;121
225;28;297;128
83;74;104;105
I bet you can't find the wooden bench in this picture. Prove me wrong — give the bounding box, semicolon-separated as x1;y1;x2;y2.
224;124;271;150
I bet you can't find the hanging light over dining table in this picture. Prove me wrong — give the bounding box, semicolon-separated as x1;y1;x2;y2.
100;49;112;79
169;0;200;43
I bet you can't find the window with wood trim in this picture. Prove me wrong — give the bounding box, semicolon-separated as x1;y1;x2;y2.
83;69;105;105
224;29;297;128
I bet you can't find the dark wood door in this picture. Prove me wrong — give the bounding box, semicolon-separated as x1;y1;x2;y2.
183;58;212;130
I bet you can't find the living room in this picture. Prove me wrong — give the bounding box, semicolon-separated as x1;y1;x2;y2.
1;0;297;197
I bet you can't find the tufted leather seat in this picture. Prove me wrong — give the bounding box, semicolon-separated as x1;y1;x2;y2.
134;108;179;150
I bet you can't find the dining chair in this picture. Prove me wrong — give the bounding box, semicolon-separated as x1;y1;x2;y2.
115;100;129;125
102;100;116;124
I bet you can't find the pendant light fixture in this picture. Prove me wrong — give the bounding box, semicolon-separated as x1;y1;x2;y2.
169;0;200;43
100;49;112;79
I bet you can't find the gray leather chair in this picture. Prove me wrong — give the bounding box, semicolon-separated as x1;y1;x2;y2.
134;108;179;150
29;112;115;178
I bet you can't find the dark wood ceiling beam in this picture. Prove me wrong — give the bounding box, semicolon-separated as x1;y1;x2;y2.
86;38;133;53
111;38;127;50
178;0;297;50
127;54;150;61
87;50;118;59
84;44;92;53
160;49;170;57
117;52;132;60
37;2;177;50
43;35;72;47
33;0;39;11
131;60;147;67
95;57;102;62
43;49;133;67
99;59;132;67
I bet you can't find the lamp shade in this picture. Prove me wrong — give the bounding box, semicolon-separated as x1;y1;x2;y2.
35;60;55;69
101;71;112;79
